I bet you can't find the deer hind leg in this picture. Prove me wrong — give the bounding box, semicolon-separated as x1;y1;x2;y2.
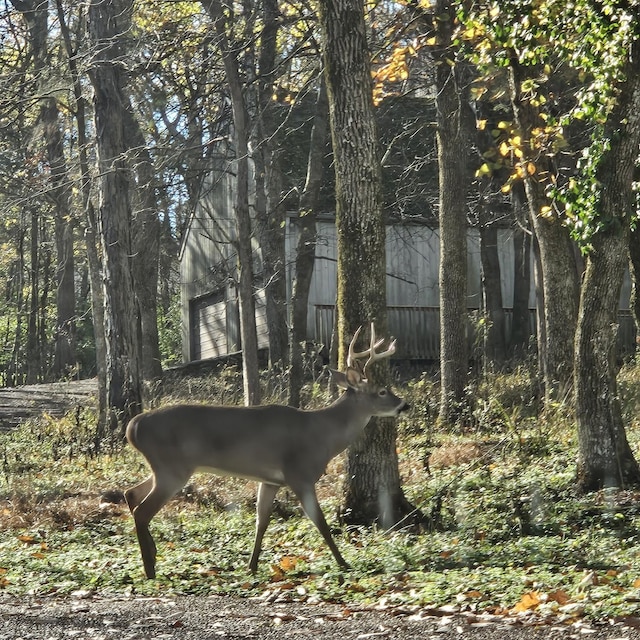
124;476;154;513
288;481;350;570
128;471;190;579
249;482;280;573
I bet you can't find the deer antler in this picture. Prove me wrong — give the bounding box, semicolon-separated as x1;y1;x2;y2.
347;323;396;378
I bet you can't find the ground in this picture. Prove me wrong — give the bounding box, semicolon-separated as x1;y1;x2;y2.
0;378;96;430
0;591;638;639
1;380;639;638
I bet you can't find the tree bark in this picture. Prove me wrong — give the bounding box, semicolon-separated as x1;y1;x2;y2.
479;223;506;367
575;45;640;492
255;0;288;369
124;108;163;381
204;0;261;405
57;0;107;418
288;79;329;407
432;0;475;425
12;0;77;379
87;0;143;435
629;224;640;344
510;182;532;358
508;60;580;404
318;0;413;526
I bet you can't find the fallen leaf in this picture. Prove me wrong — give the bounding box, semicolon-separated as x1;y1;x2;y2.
512;591;541;613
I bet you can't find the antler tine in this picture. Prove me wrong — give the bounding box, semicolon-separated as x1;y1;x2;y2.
362;323;397;379
347;325;368;370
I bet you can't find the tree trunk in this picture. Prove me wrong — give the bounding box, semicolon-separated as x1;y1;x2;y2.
508;60;579;404
12;0;77;380
255;0;288;369
288;79;329;407
204;0;261;405
575;47;640;492
510;183;532;358
124;108;163;381
56;0;107;417
629;224;640;344
479;224;506;368
26;206;40;384
432;0;475;425
318;0;413;526
87;0;143;435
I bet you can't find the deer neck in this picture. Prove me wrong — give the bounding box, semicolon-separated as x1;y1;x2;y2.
319;389;373;450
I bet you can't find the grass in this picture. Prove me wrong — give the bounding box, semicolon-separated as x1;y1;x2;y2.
1;362;640;624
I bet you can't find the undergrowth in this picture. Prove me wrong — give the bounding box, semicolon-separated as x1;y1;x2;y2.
1;362;640;624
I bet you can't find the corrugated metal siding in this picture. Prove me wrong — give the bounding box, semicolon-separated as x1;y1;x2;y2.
186;212;636;362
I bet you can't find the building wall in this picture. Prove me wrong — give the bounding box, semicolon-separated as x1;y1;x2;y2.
182;211;635;363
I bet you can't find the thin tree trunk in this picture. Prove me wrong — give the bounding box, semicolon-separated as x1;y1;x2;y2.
288;79;328;407
255;0;288;368
203;0;261;405
88;0;143;435
508;60;579;404
56;0;107;417
432;0;475;425
124;108;163;381
26;207;40;384
510;183;532;358
629;224;640;345
479;224;506;368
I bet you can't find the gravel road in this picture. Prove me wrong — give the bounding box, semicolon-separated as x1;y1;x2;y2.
0;592;638;640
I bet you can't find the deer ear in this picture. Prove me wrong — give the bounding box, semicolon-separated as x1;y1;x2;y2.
345;366;364;388
330;367;363;390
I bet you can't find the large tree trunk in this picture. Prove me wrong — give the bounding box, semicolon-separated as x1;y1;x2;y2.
204;0;261;405
575;47;640;492
288;79;328;407
318;0;413;527
508;60;579;404
88;0;143;435
432;0;475;425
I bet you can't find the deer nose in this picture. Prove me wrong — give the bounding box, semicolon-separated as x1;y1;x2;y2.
399;401;410;413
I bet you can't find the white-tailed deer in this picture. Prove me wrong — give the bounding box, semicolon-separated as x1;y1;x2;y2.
124;324;409;578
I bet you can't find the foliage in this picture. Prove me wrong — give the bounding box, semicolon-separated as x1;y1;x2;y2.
2;366;640;625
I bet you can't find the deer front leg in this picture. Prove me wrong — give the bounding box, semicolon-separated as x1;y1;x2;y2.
128;473;189;579
289;481;350;570
249;482;280;573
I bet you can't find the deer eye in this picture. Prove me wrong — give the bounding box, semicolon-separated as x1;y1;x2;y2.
378;389;387;397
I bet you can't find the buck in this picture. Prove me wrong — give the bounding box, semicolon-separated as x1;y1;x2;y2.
124;324;409;579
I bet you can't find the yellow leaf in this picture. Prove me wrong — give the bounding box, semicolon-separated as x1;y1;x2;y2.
278;555;301;571
501;182;512;194
497;121;510;129
476;119;487;131
425;36;437;46
539;205;553;217
514;147;524;159
499;141;510;156
475;163;492;178
512;591;541;613
510;135;521;146
527;162;536;175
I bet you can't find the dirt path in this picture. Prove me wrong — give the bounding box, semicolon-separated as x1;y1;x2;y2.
0;592;637;640
0;378;97;430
